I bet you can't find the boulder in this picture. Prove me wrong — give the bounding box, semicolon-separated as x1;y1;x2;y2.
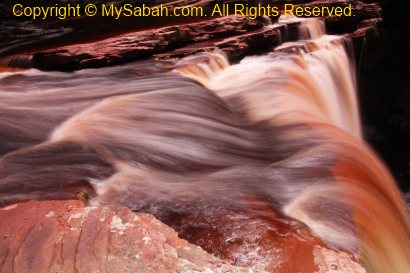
0;200;367;273
0;200;268;273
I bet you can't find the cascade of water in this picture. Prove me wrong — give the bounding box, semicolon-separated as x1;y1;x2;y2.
175;19;361;139
0;55;33;72
261;16;273;26
173;16;409;273
279;14;326;40
0;15;409;273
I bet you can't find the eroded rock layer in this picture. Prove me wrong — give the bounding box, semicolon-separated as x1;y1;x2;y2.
0;0;382;71
0;200;366;273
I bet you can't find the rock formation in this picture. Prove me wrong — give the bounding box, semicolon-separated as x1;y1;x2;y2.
0;200;365;273
1;0;382;71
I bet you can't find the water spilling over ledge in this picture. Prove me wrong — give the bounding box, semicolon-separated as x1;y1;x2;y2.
0;3;409;273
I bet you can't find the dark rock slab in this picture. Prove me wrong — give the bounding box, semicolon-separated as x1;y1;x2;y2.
0;0;382;71
31;16;261;71
154;25;295;61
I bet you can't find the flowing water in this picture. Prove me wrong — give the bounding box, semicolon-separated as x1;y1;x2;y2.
0;17;409;273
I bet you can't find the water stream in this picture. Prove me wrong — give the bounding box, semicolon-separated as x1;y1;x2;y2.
0;16;409;273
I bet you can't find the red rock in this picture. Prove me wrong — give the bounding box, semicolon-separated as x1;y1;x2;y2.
0;0;383;71
0;200;365;273
153;197;366;273
154;26;291;61
32;16;262;71
0;200;268;273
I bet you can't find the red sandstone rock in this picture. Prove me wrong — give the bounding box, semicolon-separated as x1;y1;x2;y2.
150;197;366;273
154;25;295;61
0;1;383;71
0;200;267;273
31;16;261;71
0;200;366;273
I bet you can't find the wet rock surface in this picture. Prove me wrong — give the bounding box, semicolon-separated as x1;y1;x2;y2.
0;200;366;273
0;200;268;273
151;198;366;273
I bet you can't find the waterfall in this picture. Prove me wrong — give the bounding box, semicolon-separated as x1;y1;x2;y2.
0;55;33;72
261;15;273;26
175;38;361;138
279;14;326;40
172;16;410;273
0;16;409;273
